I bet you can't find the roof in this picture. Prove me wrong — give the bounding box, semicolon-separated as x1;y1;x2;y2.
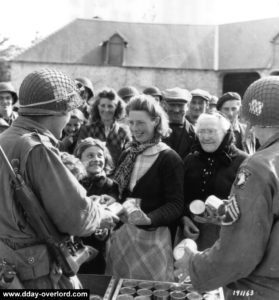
13;19;215;70
13;17;279;71
218;18;279;70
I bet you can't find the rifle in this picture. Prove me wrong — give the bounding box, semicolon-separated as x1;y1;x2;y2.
0;145;98;277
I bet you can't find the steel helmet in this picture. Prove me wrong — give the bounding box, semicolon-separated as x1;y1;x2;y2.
75;77;94;99
0;82;18;104
242;76;279;126
117;86;139;102
19;68;83;116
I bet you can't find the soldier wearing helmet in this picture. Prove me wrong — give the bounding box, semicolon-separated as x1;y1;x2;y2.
75;77;94;121
174;76;279;300
117;86;139;103
0;68;117;289
0;82;18;129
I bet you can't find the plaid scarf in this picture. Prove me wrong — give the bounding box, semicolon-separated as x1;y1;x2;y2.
114;138;159;197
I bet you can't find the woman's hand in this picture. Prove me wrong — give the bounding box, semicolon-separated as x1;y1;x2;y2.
182;216;200;240
128;210;151;226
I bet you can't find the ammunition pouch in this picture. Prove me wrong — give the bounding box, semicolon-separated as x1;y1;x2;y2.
0;240;51;281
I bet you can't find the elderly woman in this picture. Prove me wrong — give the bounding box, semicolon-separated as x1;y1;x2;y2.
106;95;184;281
78;88;132;165
182;112;248;250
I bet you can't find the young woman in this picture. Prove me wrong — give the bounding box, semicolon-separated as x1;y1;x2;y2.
106;95;184;281
78;88;132;165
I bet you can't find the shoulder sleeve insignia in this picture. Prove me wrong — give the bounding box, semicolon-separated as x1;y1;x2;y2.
249;99;264;116
222;195;240;226
234;168;251;189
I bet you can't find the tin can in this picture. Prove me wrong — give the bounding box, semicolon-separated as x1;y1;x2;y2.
153;289;170;300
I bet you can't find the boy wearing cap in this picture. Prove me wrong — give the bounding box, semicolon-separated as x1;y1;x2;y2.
0;68;116;289
162;87;197;160
207;95;218;113
174;77;279;299
186;89;211;126
217;92;258;154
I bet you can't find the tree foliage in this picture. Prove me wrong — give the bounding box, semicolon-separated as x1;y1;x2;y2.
0;37;24;60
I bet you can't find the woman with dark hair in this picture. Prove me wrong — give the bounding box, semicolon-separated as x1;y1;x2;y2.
182;112;248;250
78;88;132;165
106;95;184;281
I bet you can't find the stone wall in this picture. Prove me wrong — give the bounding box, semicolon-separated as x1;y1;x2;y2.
0;60;11;81
10;61;221;96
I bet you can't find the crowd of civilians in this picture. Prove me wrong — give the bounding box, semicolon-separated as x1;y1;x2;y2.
0;78;258;280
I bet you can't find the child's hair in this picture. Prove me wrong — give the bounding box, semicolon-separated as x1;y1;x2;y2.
60;152;87;181
70;108;85;122
74;137;114;175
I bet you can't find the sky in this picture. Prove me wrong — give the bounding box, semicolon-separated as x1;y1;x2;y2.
1;0;279;47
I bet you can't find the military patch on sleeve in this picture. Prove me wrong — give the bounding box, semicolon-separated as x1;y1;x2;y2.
234;168;251;189
221;195;240;226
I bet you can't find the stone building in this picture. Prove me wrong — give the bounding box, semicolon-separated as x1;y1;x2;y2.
7;17;279;96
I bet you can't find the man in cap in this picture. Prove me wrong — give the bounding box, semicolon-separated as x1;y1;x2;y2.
0;68;116;289
162;87;197;160
186;89;211;126
174;76;279;300
0;82;18;130
217;92;258;154
75;77;94;121
143;86;163;103
207;95;218;113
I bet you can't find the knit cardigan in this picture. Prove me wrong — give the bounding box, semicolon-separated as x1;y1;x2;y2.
122;148;184;228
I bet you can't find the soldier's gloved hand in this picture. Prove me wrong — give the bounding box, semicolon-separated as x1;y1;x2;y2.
194;205;226;225
182;216;200;240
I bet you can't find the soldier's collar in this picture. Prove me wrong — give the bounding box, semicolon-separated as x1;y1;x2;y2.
12;116;58;147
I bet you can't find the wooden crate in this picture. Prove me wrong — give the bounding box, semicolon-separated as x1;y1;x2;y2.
78;274;117;300
112;278;224;300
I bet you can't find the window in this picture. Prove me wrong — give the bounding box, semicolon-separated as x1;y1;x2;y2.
103;33;127;66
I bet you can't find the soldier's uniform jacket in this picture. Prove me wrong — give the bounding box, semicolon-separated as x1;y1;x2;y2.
0;116;104;288
189;132;279;300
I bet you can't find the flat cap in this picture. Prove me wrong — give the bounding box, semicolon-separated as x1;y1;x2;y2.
163;87;192;103
191;89;211;102
217;92;241;110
